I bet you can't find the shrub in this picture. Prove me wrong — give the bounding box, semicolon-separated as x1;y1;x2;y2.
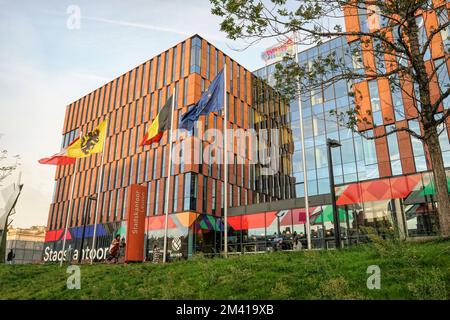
407;267;448;300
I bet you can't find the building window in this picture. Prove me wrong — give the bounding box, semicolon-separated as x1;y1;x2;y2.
141;63;146;96
148;60;153;93
183;77;188;106
237;187;241;207
146;183;151;216
387;125;402;175
126;73;132;105
174;81;179;108
163;51;169;86
134;67;139;100
144;151;150;181
161;146;166;178
243;72;247;101
212;179;216;212
155;55;161;89
214;49;218;76
122;189;127;220
437;7;450;52
372;37;386;73
115;161;121;189
107;191;115;223
172;46;178;82
349;40;364;73
368;80;383;125
229;62;234;92
180;42;185;78
162;178;167;214
392;25;408;67
408;119;427;171
115;189;120;219
158;90;162;111
389;74;405;120
129;157;135;185
435;58;450;109
183;172;197;211
358;4;369;33
153;148;158;179
137;101;143;127
154;180;159;215
121;160;127;187
437;118;450;167
237;66;241;96
203;176;208;212
361;131;379;179
96;87;102;118
190;36;202;74
416;15;431;61
173;175;178;213
206;44;210;79
413;82;422;111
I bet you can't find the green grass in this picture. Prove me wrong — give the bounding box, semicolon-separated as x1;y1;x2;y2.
1;239;449;300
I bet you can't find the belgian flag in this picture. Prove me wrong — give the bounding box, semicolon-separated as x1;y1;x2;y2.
140;95;173;146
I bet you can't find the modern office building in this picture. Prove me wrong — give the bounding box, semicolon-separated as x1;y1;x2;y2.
44;35;296;261
6;226;45;264
253;1;450;243
44;3;450;260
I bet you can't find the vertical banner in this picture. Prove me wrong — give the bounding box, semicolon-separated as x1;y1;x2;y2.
125;184;147;263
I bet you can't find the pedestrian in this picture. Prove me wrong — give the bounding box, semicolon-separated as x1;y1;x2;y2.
276;239;283;251
120;237;126;262
293;235;302;251
152;244;160;264
107;235;121;263
6;249;15;265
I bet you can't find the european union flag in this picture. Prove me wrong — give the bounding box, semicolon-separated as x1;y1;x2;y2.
179;68;225;130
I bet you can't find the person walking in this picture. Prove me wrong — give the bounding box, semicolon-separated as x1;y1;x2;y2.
120;237;126;262
6;249;15;264
107;235;121;263
152;244;160;264
293;235;302;251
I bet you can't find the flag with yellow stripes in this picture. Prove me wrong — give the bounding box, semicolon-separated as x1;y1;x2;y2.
67;120;108;158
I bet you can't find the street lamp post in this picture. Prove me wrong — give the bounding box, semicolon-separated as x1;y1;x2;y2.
78;195;97;263
326;138;342;249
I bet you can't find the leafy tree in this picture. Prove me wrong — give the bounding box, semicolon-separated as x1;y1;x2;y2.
211;0;450;236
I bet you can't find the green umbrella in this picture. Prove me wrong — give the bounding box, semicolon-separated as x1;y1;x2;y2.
314;206;351;224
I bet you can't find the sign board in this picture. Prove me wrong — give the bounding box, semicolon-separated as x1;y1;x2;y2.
261;38;295;64
125;184;147;262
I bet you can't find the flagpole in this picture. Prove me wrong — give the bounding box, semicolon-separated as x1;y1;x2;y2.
163;88;176;264
59;135;81;267
293;32;311;250
91;120;109;264
223;63;228;258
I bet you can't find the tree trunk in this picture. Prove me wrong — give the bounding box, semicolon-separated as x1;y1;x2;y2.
0;229;6;263
425;127;450;236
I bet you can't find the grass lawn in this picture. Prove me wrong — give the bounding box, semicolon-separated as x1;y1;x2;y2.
0;239;449;300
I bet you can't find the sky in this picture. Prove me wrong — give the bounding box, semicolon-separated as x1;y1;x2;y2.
0;0;277;228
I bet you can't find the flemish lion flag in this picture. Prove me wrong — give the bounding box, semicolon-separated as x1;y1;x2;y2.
140;95;173;146
67;120;108;158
